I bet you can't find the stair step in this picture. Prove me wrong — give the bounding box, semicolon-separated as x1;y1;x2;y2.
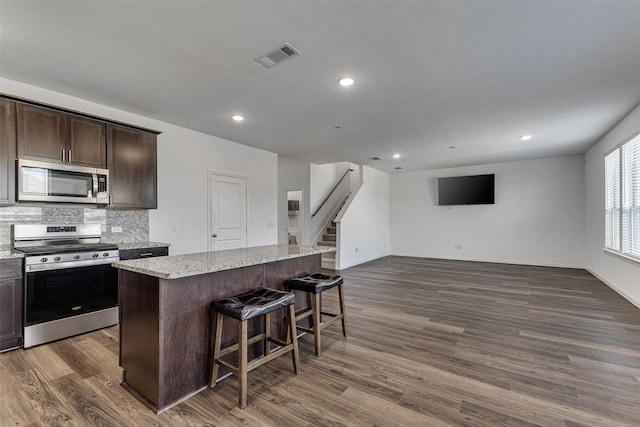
327;226;336;234
323;234;336;242
322;252;335;259
317;241;336;247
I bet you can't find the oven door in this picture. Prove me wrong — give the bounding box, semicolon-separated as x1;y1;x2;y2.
24;263;118;326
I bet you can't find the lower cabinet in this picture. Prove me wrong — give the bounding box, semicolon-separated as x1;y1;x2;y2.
0;259;23;352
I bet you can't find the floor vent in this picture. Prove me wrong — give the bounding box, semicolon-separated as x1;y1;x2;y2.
255;43;300;69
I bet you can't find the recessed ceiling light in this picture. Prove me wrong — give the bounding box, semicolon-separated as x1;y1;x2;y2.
394;167;403;170
333;125;343;129
519;135;532;141
231;114;244;122
370;156;382;161
338;76;355;87
392;154;401;159
449;145;458;149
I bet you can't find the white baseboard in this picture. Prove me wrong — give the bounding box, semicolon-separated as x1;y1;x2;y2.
585;267;640;310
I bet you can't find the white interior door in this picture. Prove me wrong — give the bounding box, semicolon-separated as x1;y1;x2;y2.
208;172;247;251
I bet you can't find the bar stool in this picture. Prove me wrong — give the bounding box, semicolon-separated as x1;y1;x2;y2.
286;273;347;356
209;288;300;409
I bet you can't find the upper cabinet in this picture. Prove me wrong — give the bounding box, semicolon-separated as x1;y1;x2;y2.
16;103;106;168
0;99;16;206
107;124;157;209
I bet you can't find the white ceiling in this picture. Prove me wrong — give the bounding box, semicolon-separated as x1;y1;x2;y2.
1;1;639;173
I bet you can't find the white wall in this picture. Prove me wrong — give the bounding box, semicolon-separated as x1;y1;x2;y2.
338;166;391;269
1;78;278;255
390;156;585;268
585;104;640;308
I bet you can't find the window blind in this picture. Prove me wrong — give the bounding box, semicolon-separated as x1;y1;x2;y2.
621;135;640;257
605;148;621;251
605;133;640;261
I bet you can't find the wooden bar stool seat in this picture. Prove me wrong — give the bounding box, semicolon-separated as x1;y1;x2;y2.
286;273;347;355
209;288;300;409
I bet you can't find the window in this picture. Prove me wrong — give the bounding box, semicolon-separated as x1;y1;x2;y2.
605;133;640;260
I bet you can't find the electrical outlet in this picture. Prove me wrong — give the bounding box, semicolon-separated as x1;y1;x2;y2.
355;246;359;253
171;224;178;232
454;244;462;250
111;226;122;233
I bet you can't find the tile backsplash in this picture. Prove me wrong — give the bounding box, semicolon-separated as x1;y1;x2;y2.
0;206;148;250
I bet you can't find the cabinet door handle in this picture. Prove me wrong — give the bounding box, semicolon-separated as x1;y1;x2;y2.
68;150;71;162
139;252;154;257
62;149;65;162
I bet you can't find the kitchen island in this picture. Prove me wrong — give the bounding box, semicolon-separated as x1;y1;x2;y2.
113;244;335;413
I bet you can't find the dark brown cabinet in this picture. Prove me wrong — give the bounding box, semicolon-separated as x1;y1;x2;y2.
0;258;23;352
0;99;16;206
16;103;106;168
107;124;158;209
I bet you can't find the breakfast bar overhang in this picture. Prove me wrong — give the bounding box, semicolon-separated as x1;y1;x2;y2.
113;244;334;413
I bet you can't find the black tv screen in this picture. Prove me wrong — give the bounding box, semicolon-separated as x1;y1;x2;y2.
437;174;495;205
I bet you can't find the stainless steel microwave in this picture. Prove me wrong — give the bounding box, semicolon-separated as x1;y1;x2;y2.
17;159;109;205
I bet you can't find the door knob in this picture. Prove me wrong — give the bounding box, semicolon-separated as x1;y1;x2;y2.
212;234;218;238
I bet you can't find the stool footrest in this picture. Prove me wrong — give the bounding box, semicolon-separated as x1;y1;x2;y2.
219;333;266;357
216;359;238;374
295;308;314;321
268;337;289;347
296;325;314;334
245;343;294;372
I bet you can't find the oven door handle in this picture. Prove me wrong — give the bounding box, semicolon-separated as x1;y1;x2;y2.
25;257;120;272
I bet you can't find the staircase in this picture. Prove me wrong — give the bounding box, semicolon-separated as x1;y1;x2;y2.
318;222;337;270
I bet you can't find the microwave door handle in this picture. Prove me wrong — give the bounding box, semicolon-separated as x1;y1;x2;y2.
92;174;98;197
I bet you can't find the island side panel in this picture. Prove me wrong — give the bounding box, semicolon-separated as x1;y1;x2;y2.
119;270;160;408
157;264;265;411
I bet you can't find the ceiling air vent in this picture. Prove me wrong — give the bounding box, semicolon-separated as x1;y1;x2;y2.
255;43;300;69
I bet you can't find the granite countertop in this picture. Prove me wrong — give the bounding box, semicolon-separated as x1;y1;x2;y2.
0;251;25;260
112;244;335;279
116;241;171;250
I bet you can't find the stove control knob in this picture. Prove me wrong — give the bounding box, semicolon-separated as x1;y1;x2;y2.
103;252;109;257
54;256;61;262
74;255;80;260
40;257;48;263
93;253;99;258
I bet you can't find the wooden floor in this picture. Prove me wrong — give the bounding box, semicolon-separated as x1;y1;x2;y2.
2;256;639;426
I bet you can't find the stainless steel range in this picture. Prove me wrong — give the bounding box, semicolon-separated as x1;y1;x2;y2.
13;224;119;348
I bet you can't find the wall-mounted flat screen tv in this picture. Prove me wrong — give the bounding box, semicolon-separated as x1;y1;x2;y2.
437;174;495;205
